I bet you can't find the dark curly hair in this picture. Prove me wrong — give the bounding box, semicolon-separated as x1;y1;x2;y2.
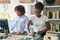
15;5;25;15
35;2;44;10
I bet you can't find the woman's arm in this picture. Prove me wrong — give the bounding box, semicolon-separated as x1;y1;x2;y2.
26;20;35;37
38;21;51;34
45;21;51;30
26;20;31;33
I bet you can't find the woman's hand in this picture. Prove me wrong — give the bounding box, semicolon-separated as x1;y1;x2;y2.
11;32;17;34
16;31;24;35
11;31;24;35
28;33;35;37
38;31;42;35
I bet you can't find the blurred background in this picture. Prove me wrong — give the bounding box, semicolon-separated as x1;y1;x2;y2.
0;0;60;40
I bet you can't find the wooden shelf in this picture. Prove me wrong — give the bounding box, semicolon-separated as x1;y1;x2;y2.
45;6;60;8
49;19;60;20
47;31;60;34
44;0;60;33
20;0;35;3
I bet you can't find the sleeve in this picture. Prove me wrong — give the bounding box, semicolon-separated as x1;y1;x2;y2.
16;17;29;32
9;20;16;33
29;15;33;21
10;20;16;30
44;16;49;22
24;17;29;31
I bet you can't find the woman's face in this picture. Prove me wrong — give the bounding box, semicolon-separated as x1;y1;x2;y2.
33;9;42;16
15;10;23;16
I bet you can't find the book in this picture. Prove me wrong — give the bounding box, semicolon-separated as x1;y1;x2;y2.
46;11;49;17
49;12;53;19
59;25;60;31
59;11;60;19
50;23;53;31
53;25;56;31
47;11;52;19
56;24;59;32
56;11;59;19
52;12;56;19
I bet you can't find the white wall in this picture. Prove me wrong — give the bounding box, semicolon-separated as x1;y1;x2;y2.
0;0;26;19
38;0;43;3
0;0;43;19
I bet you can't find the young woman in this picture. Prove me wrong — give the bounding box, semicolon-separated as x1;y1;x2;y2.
26;2;51;40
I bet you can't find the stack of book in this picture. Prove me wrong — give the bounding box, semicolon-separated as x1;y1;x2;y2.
46;11;60;19
50;23;60;32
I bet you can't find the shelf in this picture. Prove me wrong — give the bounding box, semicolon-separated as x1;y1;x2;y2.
20;3;36;5
47;31;60;34
49;19;60;20
45;6;60;8
20;0;35;3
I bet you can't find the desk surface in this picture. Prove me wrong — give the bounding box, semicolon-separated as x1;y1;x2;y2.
0;34;42;40
0;34;60;40
0;35;33;40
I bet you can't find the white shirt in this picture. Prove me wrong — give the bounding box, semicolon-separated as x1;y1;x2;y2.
29;15;49;32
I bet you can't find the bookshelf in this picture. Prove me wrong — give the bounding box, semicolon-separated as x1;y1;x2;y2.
28;0;60;33
49;19;60;21
43;0;60;32
45;6;60;8
47;31;60;34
